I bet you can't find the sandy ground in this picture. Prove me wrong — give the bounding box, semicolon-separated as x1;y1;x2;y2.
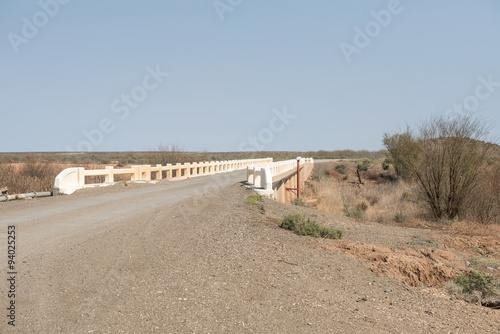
0;171;499;333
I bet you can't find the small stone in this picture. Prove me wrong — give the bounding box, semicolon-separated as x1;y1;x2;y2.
307;322;312;326
384;289;389;293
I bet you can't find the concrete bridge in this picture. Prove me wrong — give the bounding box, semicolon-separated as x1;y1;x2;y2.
54;157;314;203
245;157;314;203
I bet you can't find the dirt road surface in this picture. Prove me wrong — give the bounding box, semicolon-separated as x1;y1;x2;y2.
0;171;499;333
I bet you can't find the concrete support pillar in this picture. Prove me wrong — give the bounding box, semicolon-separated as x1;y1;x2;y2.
254;168;262;188
262;168;273;191
156;164;163;180
131;165;141;181
247;167;254;184
105;166;114;183
166;164;172;179
143;165;151;181
175;163;182;177
77;167;85;187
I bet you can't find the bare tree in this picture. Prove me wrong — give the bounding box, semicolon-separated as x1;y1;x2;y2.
153;144;187;165
384;114;494;220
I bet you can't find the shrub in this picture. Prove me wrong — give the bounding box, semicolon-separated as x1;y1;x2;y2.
291;198;307;206
280;214;303;231
357;201;368;211
310;172;320;181
319;225;343;239
245;195;262;205
296;218;323;238
0;157;61;194
383;114;495;221
365;195;379;206
357;160;372;172
464;162;500;224
335;164;348;175
469;257;500;271
394;210;408;223
382;158;391;170
343;203;366;219
453;270;500;299
152;144;186;165
279;214;342;239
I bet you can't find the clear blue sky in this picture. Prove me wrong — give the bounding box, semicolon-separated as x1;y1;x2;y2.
1;1;499;152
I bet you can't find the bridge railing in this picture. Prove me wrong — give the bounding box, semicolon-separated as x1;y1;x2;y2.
54;158;273;195
246;158;314;194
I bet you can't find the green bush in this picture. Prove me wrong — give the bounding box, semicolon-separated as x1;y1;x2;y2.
383;114;496;221
280;214;303;231
291;198;307;206
394;210;409;223
453;270;500;298
335;164;348;175
382;158;391;170
295;218;322;237
357;160;372;171
280;214;342;240
343;203;366;219
245;195;262;205
319;226;343;239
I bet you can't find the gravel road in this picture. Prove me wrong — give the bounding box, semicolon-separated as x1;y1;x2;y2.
0;171;499;333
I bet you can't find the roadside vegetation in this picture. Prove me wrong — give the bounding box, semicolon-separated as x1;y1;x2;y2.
304;114;500;225
300;113;500;307
291;197;307;207
245;195;262;205
448;270;500;306
0;155;61;194
280;214;343;239
383;114;500;224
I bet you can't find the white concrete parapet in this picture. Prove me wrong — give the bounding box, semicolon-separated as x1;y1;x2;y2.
53;167;85;195
246;158;314;197
54;158;273;195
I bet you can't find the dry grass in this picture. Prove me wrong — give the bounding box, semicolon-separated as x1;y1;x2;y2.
0;157;63;194
304;175;425;225
305;160;500;227
447;221;500;237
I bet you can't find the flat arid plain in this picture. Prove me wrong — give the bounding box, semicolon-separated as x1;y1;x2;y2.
1;150;499;333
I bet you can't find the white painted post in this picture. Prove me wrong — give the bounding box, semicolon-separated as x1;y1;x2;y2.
247;167;255;184
143;165;151;181
105;166;114;183
131;165;142;181
166;164;172;179
156;164;163;180
254;167;262;188
262;167;273;191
